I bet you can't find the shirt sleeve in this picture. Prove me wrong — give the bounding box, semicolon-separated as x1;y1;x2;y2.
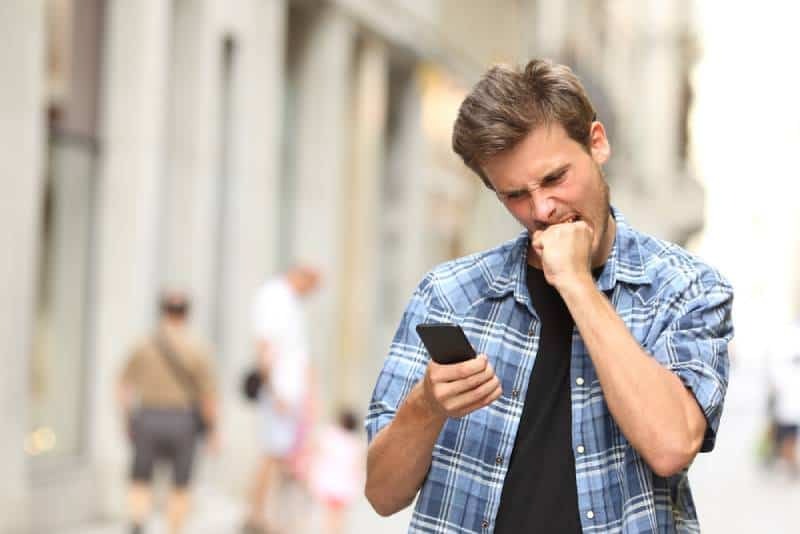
649;269;734;453
365;275;434;443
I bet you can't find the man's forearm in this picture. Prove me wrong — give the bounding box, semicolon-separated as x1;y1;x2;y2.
366;381;446;516
558;276;704;476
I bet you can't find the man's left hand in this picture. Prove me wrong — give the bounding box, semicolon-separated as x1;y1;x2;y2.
532;220;594;290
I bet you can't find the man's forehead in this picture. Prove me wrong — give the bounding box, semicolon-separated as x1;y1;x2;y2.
484;125;572;186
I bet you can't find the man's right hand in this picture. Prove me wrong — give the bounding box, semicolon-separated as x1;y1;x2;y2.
421;354;502;419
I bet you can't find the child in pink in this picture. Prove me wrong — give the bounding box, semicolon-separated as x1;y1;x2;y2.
309;411;365;534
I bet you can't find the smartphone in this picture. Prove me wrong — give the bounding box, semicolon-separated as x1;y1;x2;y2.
415;323;477;365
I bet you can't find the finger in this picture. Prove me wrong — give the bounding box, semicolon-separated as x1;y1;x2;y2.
452;382;503;417
444;373;501;412
438;361;496;397
532;230;544;247
580;221;594;239
429;354;488;382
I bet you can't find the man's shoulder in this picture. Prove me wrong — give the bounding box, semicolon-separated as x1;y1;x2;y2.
179;330;214;360
256;276;288;297
129;334;156;355
627;226;731;298
418;233;524;307
253;277;293;311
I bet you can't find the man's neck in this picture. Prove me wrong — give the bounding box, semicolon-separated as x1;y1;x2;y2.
592;214;616;268
160;318;185;331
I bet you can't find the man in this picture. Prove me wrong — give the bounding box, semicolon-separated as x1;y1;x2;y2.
244;265;320;534
766;321;800;477
365;59;733;533
118;292;218;534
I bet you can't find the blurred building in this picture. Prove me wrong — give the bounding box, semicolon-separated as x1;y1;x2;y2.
0;0;698;531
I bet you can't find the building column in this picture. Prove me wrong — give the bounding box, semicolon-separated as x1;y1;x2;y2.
371;65;429;386
531;0;569;59
161;0;218;336
391;70;428;305
214;0;288;490
338;35;388;409
636;0;684;184
617;0;702;243
0;3;44;531
290;4;355;408
90;0;171;516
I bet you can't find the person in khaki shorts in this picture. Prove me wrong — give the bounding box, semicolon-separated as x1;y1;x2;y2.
118;291;218;534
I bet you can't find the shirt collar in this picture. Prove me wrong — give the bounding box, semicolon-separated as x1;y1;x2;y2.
485;206;652;307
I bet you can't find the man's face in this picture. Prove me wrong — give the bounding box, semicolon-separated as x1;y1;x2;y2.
482;122;615;269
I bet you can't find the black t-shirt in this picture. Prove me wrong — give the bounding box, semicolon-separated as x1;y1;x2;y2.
494;266;582;533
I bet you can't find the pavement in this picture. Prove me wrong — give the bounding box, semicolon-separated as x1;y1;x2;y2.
59;362;797;533
58;486;412;534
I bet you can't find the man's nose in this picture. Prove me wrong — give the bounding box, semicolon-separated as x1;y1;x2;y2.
529;188;557;224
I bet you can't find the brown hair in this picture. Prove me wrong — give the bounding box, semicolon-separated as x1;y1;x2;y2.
452;59;597;188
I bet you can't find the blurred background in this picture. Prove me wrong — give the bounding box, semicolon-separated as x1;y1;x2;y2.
1;0;799;532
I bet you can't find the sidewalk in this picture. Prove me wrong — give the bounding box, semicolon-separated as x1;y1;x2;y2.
58;484;411;534
60;364;797;533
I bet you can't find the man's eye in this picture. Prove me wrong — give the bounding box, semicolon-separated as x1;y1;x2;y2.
506;191;527;200
543;171;567;185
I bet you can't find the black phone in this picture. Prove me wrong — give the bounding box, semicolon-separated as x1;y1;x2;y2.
415;323;477;365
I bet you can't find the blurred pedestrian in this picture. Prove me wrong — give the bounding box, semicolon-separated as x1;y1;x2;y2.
117;291;218;534
766;321;800;477
365;59;734;532
243;266;320;534
309;410;366;534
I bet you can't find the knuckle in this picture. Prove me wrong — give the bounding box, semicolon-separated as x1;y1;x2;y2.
472;385;488;403
468;373;485;389
458;364;472;380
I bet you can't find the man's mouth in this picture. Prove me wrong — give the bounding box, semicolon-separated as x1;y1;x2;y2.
535;215;582;233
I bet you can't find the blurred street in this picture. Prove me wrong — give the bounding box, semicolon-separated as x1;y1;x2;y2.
691;362;800;534
5;1;800;532
56;363;797;534
58;482;412;534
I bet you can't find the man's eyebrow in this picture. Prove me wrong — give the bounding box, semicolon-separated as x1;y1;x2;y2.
537;163;570;183
495;185;528;196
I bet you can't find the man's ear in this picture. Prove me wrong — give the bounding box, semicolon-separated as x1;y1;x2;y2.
589;121;611;165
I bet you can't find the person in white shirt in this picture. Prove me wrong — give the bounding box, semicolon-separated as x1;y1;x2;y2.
766;321;800;476
244;266;320;534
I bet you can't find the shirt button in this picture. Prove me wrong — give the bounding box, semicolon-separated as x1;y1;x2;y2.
481;519;489;529
576;445;585;454
586;510;595;519
511;389;519;399
576;377;585;386
495;455;503;465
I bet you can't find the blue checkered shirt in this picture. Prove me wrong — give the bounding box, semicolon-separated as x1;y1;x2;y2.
366;209;733;533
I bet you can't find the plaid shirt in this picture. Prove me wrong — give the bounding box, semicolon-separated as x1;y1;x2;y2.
366;208;733;533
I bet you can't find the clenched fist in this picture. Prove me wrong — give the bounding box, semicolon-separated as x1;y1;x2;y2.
532;220;594;290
